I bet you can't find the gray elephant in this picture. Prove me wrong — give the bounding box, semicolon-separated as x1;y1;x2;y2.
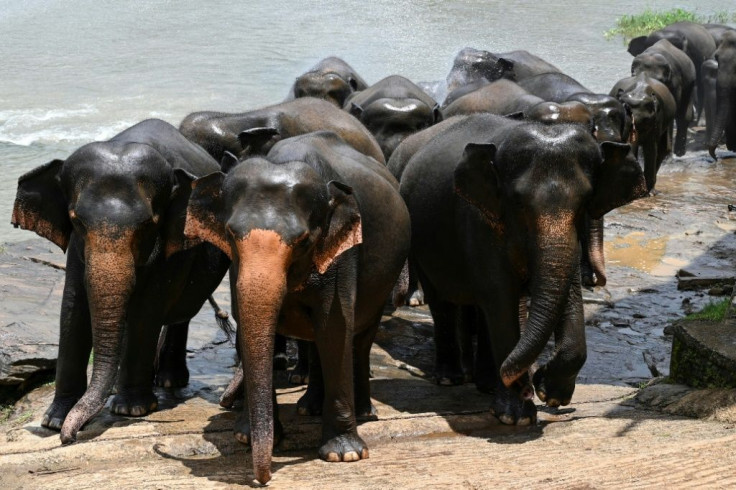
703;24;736;47
611;73;677;192
398;113;646;422
345;75;442;160
286;56;368;107
628;21;716;120
631;39;696;156
11;119;230;444
701;58;718;143
709;31;736;158
179;97;385;164
445;47;515;95
181;131;410;484
442;79;593;131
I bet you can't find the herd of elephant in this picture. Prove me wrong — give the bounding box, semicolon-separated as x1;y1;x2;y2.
10;20;735;484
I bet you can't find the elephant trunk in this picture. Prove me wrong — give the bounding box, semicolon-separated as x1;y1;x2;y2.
709;89;730;159
60;233;135;444
587;217;606;287
235;230;291;485
500;213;578;387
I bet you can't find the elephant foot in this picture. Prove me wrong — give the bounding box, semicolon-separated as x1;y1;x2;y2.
434;363;471;386
319;432;369;462
234;409;283;446
154;362;189;389
533;365;576;408
288;366;309;385
407;289;425;307
297;386;324;416
489;379;537;426
110;390;158;417
41;395;81;430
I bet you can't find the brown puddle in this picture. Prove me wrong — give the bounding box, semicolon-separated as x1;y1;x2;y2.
604;232;672;275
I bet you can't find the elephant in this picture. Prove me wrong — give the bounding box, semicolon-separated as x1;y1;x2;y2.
179;97;385;164
628;21;716;121
445;47;515;95
517;72;630;143
182;131;410;484
494;49;562;81
611;73;677;193
703;24;736;47
286;56;368;107
345;75;442;160
631;39;696;156
708;31;736;159
442;79;594;131
11;119;231;444
701;58;718;144
398;113;646;423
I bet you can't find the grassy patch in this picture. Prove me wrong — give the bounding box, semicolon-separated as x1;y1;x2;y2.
605;8;736;42
0;404;13;423
685;298;732;322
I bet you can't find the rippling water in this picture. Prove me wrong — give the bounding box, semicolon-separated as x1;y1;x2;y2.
1;0;733;243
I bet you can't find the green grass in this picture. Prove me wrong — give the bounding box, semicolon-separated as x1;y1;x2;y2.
0;404;13;424
605;8;736;42
685;298;732;322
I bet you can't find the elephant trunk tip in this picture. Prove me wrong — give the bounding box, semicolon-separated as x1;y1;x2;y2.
499;364;527;389
595;274;607;287
709;146;718;160
254;468;272;486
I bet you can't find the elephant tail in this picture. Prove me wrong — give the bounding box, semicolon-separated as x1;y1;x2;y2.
391;260;410;308
208;295;235;343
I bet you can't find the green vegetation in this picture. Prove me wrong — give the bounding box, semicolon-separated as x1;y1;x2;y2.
685;298;732;322
0;404;12;423
605;8;736;42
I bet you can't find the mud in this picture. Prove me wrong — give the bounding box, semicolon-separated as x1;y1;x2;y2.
1;140;736;488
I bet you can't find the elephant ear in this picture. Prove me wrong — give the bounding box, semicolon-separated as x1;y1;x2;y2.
313;181;362;274
496;57;515;80
164;169;200;258
588;141;648;219
628;36;650;56
183;171;231;259
11;159;71;251
348;76;359;91
453;143;502;226
237;127;280;156
220;151;241;174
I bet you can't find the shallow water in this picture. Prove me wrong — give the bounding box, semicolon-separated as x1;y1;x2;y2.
1;0;734;242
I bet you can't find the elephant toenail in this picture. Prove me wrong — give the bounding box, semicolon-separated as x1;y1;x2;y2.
547;398;561;408
297;407;309;416
234;432;249;445
361;448;369;459
517;417;532;426
499;414;515;425
326;452;341;462
343;451;359;462
536;389;547;401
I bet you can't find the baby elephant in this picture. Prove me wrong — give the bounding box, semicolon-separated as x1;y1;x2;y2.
181;131;410;484
286;56;369;107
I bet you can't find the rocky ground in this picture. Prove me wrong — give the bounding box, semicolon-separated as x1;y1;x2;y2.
1;139;735;488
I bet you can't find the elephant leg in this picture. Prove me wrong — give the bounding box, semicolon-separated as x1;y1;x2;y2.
273;334;288;370
234;386;283;447
353;321;380;420
407;259;424;306
428;299;466;386
481;297;536;426
110;304;162;417
533;261;586;407
43;237;93;431
288;339;311;385
472;308;497;393
314;256;367;462
297;343;324;416
154;322;190;388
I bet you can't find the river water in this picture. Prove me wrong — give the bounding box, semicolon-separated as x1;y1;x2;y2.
1;0;734;243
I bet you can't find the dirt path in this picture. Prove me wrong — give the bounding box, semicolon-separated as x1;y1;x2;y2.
1;146;735;488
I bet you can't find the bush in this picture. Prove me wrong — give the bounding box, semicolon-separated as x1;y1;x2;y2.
605;8;736;42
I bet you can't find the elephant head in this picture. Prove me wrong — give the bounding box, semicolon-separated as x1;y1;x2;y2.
524;101;594;131
453;125;646;386
182;156;362;484
632;52;672;87
293;71;360;107
709;31;736;158
567;93;630;143
11;142;182;443
446;47;515;93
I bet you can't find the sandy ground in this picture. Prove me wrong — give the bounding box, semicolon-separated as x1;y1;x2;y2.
1;142;735;488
